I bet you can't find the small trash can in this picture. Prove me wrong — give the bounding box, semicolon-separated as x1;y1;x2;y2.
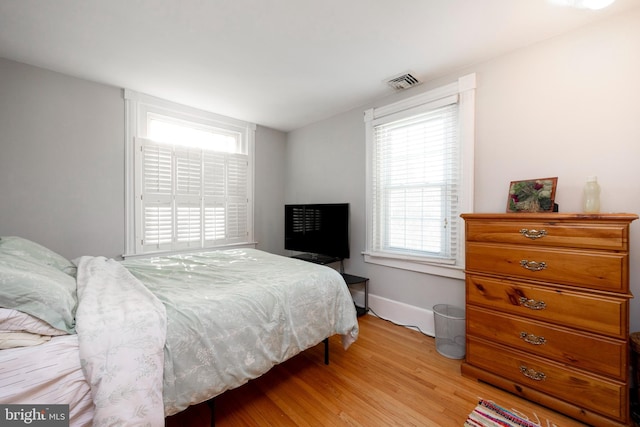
433;304;466;359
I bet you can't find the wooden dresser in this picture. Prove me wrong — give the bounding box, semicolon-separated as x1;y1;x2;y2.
460;213;637;427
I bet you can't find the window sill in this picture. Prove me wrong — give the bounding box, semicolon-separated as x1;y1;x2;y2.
363;252;465;280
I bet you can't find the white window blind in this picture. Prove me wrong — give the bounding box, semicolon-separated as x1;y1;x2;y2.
372;101;459;262
136;138;248;253
364;73;475;277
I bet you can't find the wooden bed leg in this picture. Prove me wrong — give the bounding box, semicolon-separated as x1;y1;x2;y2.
206;398;215;427
324;337;329;365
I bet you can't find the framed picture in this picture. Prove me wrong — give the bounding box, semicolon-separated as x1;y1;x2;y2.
507;177;558;213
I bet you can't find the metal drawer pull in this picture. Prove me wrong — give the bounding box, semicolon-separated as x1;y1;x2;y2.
520;365;546;381
518;297;546;310
519;228;547;240
520;332;546;345
520;259;547;271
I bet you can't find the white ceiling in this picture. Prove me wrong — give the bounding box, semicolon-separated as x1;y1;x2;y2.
1;0;638;132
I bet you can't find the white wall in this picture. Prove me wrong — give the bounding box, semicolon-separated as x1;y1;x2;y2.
473;10;640;214
286;8;640;333
0;57;288;259
254;125;287;254
0;58;125;258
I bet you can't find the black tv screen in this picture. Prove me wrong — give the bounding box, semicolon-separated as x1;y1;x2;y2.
285;203;350;260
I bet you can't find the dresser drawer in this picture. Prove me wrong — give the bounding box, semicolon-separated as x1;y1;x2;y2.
466;274;628;338
465;220;628;250
466;336;627;422
466;242;627;293
467;305;627;380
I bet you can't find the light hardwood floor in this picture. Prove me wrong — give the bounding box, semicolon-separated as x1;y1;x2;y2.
167;313;589;426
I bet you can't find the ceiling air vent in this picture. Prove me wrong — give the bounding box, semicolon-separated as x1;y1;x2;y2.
386;72;421;91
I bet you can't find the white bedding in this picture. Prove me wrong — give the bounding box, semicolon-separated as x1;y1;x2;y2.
75;256;167;426
122;248;359;415
0;247;359;426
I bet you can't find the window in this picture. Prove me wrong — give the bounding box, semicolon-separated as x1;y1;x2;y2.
124;90;255;256
364;74;475;278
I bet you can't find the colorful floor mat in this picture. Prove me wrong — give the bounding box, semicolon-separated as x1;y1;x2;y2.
465;399;554;427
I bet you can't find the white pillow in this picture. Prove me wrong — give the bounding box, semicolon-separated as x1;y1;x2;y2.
0;236;76;277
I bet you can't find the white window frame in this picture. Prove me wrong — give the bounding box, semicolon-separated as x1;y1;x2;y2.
124;90;256;257
363;74;476;279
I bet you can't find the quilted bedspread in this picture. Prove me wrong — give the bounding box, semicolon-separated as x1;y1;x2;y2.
76;248;358;423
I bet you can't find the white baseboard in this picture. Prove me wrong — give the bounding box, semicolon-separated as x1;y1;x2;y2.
350;289;436;337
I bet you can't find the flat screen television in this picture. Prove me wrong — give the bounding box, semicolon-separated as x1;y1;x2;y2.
285;203;350;261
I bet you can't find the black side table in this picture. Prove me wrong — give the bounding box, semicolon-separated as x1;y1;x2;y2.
340;273;369;317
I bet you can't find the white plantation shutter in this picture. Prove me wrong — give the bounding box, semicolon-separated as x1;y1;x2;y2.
203;151;226;243
203;151;225;197
227;154;247;199
125;90;255;257
143;205;173;246
175;148;202;248
175;148;202;196
140;143;173;250
371;101;459;262
176;203;201;244
201;152;248;245
143;144;172;194
204;203;225;241
135;137;249;253
226;154;248;242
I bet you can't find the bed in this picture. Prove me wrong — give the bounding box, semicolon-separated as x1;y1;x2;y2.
0;236;359;426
